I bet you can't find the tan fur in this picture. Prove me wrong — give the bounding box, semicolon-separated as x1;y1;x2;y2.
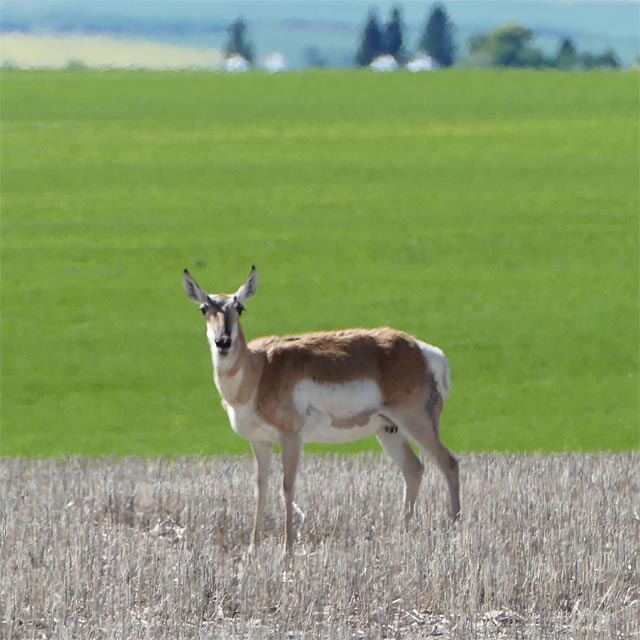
249;328;428;431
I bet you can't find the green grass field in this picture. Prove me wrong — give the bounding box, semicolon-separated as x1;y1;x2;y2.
1;69;638;456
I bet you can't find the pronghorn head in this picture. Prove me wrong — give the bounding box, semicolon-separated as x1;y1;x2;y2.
183;266;258;356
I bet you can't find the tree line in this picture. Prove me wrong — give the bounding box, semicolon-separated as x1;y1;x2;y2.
355;4;621;69
225;3;622;70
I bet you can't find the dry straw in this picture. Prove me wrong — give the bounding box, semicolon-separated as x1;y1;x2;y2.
1;453;638;639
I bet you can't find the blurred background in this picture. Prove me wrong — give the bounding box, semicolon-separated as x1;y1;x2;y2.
2;0;638;70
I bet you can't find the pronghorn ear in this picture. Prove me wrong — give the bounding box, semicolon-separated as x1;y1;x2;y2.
183;269;209;304
235;265;258;305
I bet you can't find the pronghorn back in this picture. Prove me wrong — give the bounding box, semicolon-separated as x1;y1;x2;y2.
252;327;448;397
252;328;425;386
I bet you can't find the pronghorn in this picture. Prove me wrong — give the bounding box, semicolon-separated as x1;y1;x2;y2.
183;266;460;554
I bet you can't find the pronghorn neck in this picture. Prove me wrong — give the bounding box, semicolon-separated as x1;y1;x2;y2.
210;324;254;405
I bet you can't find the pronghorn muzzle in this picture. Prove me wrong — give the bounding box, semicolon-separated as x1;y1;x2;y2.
215;335;232;353
214;307;235;354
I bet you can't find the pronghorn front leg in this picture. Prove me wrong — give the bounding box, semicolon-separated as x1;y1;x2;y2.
280;431;303;556
249;440;272;554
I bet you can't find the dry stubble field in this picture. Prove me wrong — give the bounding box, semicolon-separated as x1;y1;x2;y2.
1;453;638;639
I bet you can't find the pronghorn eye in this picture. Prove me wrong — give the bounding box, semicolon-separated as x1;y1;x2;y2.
234;297;245;315
199;304;208;315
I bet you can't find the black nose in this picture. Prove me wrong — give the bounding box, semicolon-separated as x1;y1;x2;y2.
215;336;232;350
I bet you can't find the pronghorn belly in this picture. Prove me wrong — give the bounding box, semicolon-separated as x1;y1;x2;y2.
302;409;388;443
293;379;387;444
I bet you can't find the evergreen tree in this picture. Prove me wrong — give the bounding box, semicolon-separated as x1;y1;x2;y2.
383;6;404;61
225;18;254;64
419;4;456;67
556;37;578;70
356;8;384;66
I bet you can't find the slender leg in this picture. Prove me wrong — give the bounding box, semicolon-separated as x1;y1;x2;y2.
430;441;460;521
280;431;303;556
376;425;424;528
249;440;272;553
386;407;460;521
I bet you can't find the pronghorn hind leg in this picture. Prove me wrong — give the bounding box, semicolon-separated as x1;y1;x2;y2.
388;405;460;521
249;440;272;554
280;431;303;556
376;425;424;529
428;438;460;521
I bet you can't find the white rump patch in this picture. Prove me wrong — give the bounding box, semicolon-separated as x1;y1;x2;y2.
416;341;450;400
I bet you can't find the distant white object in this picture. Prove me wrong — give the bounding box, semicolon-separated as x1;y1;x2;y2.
369;55;398;72
224;54;250;72
263;52;286;73
407;54;437;72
